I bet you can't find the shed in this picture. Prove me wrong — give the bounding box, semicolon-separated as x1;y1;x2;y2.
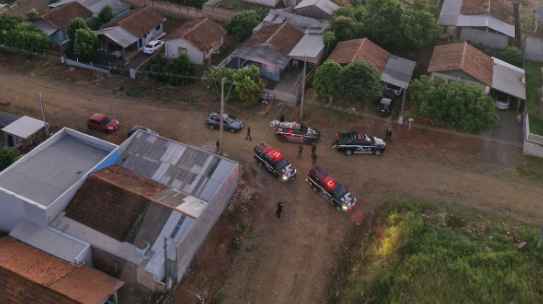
381;55;416;89
294;0;339;19
491;58;525;100
2;115;46;149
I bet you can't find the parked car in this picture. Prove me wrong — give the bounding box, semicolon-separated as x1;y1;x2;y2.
378;97;395;116
385;83;403;96
493;91;510;110
306;165;356;212
253;142;296;182
273;121;320;144
143;40;164;54
87;113;119;133
332;132;385;156
127;126;158;137
207;112;243;133
373;89;396;106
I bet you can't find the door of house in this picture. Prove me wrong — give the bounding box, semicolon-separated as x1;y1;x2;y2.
7;134;14;147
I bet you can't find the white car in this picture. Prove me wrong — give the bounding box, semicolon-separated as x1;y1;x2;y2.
143;40;164;54
493;91;510;110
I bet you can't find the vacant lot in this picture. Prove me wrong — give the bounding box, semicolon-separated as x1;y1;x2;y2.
340;198;543;304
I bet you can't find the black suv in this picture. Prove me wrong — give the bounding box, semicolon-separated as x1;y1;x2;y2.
377;89;396;116
332;132;386;156
273;121;320;144
254;142;297;182
306;165;356;212
207;112;243;133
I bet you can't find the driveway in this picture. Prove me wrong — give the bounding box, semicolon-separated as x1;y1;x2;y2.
480;109;523;166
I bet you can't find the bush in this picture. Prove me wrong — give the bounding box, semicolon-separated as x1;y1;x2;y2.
48;0;59;4
167;52;196;86
73;28;99;61
0;147;17;171
313;60;342;102
66;17;89;41
142;56;170;83
26;8;38;19
97;5;115;24
497;47;523;67
203;66;264;107
225;9;268;41
337;61;381;102
4;22;49;51
84;17;101;31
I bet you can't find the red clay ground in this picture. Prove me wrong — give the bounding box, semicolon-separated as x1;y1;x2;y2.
0;56;540;304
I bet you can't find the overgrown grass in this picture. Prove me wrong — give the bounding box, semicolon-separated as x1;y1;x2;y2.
115;85;145;98
525;60;543;136
341;198;543;304
517;155;543;182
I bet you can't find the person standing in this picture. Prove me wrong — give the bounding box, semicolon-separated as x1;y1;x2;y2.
311;142;316;155
216;139;220;154
276;202;284;218
385;128;392;142
311;153;318;166
297;145;303;159
246;127;252;141
279;114;285;123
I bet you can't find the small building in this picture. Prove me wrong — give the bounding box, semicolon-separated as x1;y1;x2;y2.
328;38;416;90
48;0;131;18
438;0;515;49
32;2;93;44
0;236;124;304
231;22;304;82
2;115;46;149
294;0;339;20
0;128;118;232
97;7;164;60
164;18;227;65
428;42;525;101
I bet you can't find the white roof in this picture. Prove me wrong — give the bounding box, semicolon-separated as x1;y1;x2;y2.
289;34;325;59
439;0;462;26
491;57;525;100
2;115;44;139
381;55;417;89
456;14;515;37
295;0;339;15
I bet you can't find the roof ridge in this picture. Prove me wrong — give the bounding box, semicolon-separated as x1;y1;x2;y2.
460;42;467;68
267;22;287;44
355;38;366;62
183;18;207;37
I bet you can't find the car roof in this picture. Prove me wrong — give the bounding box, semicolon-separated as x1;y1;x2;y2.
90;113;107;120
380;98;392;105
386;83;401;89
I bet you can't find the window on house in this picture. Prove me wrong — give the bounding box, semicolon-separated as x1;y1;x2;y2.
178;47;187;54
143;33;147;39
156;24;161;31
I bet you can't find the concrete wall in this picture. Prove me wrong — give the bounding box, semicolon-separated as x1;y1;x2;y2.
523;114;543;157
166;39;204;64
459;28;508;50
295;6;330;20
50;29;68;44
0;190;26;232
174;163;239;281
431;71;490;93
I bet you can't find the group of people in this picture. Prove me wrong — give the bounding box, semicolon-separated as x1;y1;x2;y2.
297;142;318;166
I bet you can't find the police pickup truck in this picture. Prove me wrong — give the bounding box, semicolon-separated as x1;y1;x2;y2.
254;142;297;182
332;132;386;156
306;165;356;212
271;121;320;144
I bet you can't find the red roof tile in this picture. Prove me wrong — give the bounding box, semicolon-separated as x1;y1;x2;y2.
40;2;92;30
102;7;163;38
165;18;227;51
427;42;493;87
247;22;304;56
327;38;391;72
460;0;514;25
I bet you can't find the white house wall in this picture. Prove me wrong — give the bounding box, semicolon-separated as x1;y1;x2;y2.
431;71;490;93
166;39;204;64
0;190;26;232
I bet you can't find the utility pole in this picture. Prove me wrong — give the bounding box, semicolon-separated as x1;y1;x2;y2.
300;56;307;120
219;77;226;156
39;93;49;137
398;89;406;125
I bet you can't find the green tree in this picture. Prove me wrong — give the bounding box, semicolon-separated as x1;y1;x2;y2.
232;66;264;107
323;31;337;54
400;0;442;49
0;147;17;172
66;17;89;41
97;5;115;25
26;8;38;19
48;0;60;4
85;17;101;31
142;55;170;83
0;14;24;44
73;28;99;60
313;60;342;102
409;76;497;133
168;52;196;86
497;47;523;67
363;0;404;47
337;61;381;102
225;9;267;41
203;66;236;94
4;23;49;51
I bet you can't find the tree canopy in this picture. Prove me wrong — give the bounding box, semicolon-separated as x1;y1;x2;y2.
326;0;441;50
337;61;381;102
497;47;523;67
203;66;265;107
409;76;497;133
0;147;17;172
66;17;89;41
97;5;115;25
313;60;342;102
73;28;99;60
225;9;267;41
1;18;49;51
167;52;196;86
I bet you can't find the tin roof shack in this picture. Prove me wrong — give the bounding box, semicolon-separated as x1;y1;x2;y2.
2;115;46;149
0;237;124;304
294;0;339;20
51;131;239;291
0;128;119;232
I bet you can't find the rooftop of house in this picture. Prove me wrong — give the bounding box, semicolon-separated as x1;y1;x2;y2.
101;6;163;38
1;115;44;139
427;42;493;87
247;22;305;56
258;9;328;32
536;5;543;22
165;18;227;51
40;2;93;30
49;0;131;17
0;237;124;304
327;38;391;72
294;0;339;15
460;0;514;25
0;128;117;208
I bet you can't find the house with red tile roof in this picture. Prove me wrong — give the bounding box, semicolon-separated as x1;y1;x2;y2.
32;2;92;44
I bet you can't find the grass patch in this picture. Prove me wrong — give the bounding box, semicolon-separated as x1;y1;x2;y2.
517;155;543;182
217;0;247;10
115;86;146;99
245;244;255;252
525;60;543;136
250;167;257;177
340;198;543;304
187;92;200;104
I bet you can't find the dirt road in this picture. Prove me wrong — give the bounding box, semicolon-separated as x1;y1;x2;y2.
1;67;542;304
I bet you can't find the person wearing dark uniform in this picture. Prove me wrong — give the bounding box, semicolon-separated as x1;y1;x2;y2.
246;127;252;141
311;153;318;166
385;128;392;142
276;202;284;218
311;142;316;155
297;145;303;159
216;140;220;153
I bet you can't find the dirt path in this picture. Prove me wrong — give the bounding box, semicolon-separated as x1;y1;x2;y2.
1;68;543;304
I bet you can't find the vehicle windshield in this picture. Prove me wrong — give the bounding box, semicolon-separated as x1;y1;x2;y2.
299;124;308;134
145;44;153;48
273;158;289;169
332;184;348;198
100;116;112;125
386;83;401;90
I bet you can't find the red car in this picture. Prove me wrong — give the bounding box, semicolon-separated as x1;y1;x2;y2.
87;113;119;132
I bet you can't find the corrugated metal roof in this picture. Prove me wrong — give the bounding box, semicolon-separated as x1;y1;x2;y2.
288;34;324;59
456;14;515;37
491;57;526;100
117;132;237;202
2;116;44;139
381;55;416;89
439;0;462;26
97;26;138;48
49;0;130;15
536;5;543;22
233;44;291;69
31;20;59;36
262;9;328;31
0;134;111;207
9;220;89;265
524;37;543;62
295;0;339;15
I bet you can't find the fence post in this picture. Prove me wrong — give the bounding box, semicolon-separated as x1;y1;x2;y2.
90;61;93;67
76;58;79;63
109;62;112;71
